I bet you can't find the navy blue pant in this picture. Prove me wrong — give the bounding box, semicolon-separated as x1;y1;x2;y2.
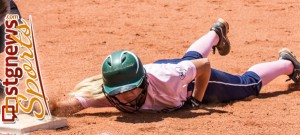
154;51;262;103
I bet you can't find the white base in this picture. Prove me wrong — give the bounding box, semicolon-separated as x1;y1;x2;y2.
0;114;67;135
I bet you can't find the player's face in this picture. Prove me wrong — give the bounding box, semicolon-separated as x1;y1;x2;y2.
115;87;143;105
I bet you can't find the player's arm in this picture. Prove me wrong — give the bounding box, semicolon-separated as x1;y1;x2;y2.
50;74;113;116
50;93;112;117
50;96;85;117
189;58;211;102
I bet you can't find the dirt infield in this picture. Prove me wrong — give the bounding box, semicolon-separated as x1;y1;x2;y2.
1;0;300;134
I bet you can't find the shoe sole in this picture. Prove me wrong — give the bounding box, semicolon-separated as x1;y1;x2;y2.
279;48;292;54
279;48;295;59
217;18;230;56
217;18;229;34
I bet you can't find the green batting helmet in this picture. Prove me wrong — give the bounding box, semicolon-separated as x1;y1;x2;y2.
102;50;145;96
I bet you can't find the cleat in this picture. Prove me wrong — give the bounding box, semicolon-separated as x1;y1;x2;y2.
210;18;231;56
279;48;300;83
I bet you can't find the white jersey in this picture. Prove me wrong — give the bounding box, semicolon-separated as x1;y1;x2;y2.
140;60;196;112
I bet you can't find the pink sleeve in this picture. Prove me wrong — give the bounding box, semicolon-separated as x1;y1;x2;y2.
175;60;196;84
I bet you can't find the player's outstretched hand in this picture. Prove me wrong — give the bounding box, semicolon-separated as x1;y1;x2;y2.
50;96;85;117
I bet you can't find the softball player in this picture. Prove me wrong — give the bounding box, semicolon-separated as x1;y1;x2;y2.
51;18;300;115
0;0;21;52
0;0;22;99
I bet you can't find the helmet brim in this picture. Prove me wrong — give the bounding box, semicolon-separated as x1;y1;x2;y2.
103;76;144;96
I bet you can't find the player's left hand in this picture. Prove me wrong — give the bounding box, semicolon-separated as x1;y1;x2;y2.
183;97;202;109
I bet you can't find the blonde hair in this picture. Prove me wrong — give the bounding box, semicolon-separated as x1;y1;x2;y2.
70;74;104;100
0;0;10;25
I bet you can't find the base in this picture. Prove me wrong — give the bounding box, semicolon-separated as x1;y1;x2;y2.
0;114;67;134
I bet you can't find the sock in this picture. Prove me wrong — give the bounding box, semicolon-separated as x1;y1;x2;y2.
248;60;294;86
187;31;219;58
